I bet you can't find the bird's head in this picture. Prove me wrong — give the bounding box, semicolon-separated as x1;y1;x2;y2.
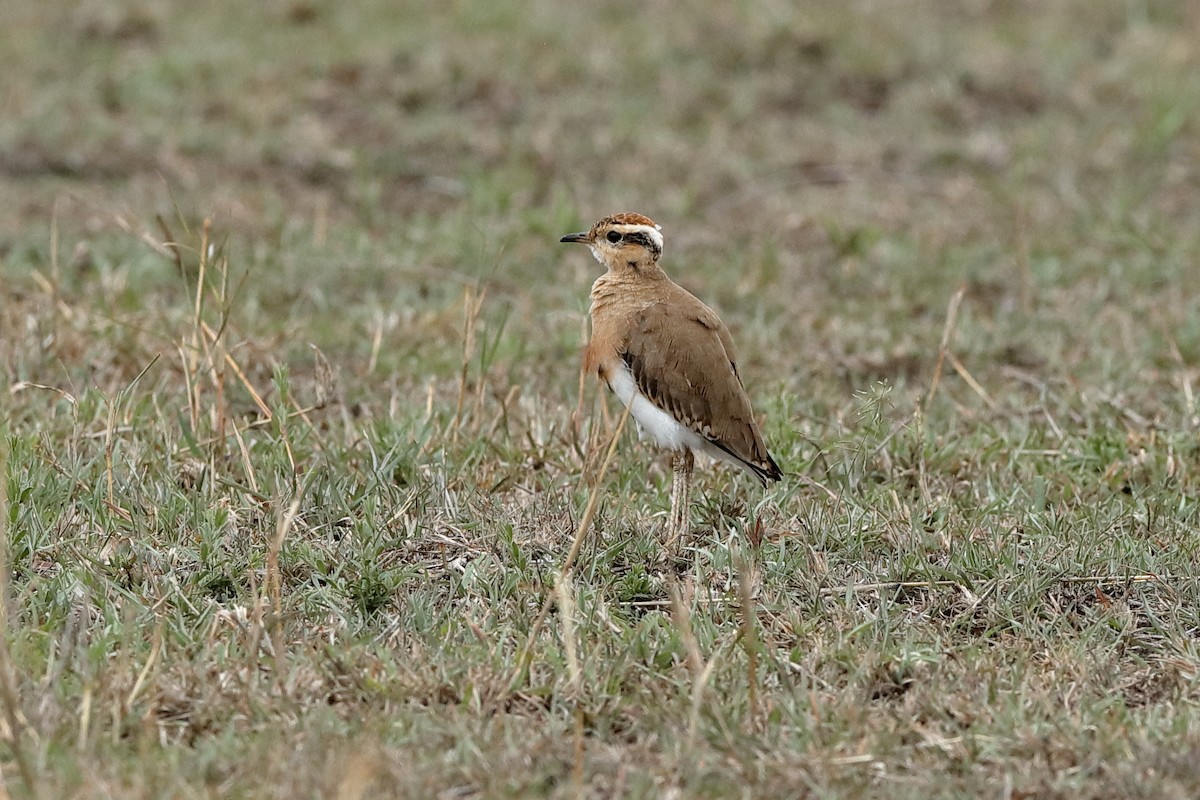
560;212;664;272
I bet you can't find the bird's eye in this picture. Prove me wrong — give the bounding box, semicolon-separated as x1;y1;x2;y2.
605;231;622;243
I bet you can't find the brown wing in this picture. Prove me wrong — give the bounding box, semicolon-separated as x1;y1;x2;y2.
620;298;782;484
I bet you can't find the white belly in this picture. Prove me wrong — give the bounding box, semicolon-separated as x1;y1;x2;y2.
605;361;736;470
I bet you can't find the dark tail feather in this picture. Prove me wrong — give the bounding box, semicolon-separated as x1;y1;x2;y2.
708;439;783;486
749;452;783;486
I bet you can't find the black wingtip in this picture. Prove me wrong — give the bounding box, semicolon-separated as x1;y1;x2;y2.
706;437;783;486
753;454;784;487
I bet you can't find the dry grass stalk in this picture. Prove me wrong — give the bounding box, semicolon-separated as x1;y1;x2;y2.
925;284;967;410
452;285;487;442
670;577;727;767
203;322;272;419
167;215;272;504
819;575;1182;597
508;404;631;691
103;387;118;512
820;579;960;596
264;497;302;680
572;315;590;445
102;354;159;517
572;704;585;799
945;352;998;411
0;436;37;795
556;573;581;694
735;552;761;729
556;573;584;798
124;623;164;713
188;220;211;436
180;403;321;455
77;685;92;750
684;642;722;763
669;580;704;677
1161;325;1196;422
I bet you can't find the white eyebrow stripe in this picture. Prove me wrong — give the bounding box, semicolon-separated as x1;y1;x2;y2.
616;224;664;251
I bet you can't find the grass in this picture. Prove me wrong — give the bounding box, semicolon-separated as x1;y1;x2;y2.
4;0;1200;796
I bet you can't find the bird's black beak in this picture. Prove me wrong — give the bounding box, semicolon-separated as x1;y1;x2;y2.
560;231;589;244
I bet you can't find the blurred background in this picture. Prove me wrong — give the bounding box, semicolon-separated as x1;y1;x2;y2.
4;0;1198;419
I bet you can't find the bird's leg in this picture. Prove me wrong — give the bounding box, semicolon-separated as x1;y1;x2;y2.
666;449;695;549
679;448;694;541
667;452;682;543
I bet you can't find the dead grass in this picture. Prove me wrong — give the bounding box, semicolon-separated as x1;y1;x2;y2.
3;0;1200;797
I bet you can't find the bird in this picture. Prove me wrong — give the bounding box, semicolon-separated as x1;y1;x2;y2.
561;212;782;546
